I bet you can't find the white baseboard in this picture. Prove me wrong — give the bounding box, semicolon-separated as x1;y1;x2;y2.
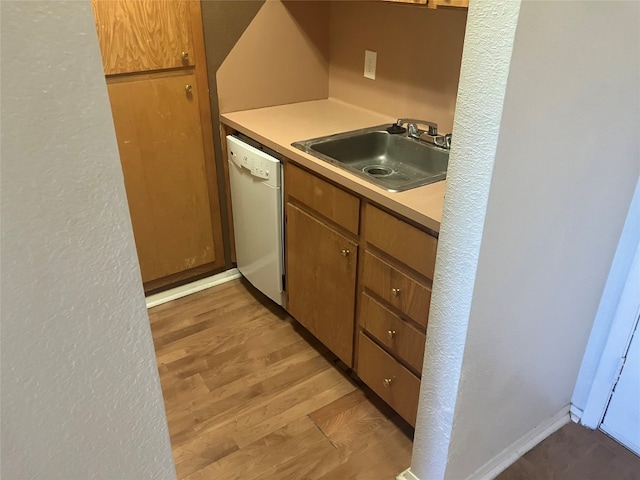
468;405;571;480
569;404;583;423
145;268;242;308
396;468;420;480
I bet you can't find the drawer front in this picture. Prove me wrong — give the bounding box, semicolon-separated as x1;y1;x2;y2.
357;332;420;426
359;293;426;373
362;251;431;328
286;162;360;235
365;204;437;279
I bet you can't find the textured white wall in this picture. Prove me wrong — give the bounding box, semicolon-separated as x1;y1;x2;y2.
443;2;640;479
1;2;176;479
409;2;522;479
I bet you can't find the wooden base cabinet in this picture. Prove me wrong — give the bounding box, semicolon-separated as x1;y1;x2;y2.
285;163;360;367
286;203;358;366
283;162;438;426
357;204;435;426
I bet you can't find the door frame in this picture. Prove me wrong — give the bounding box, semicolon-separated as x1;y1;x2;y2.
581;240;640;429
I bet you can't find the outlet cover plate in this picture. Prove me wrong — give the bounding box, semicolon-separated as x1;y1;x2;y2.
364;50;377;80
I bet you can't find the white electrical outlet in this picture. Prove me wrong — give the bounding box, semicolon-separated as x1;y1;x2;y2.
364;50;377;80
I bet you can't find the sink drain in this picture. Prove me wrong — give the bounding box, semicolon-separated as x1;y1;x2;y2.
364;165;392;177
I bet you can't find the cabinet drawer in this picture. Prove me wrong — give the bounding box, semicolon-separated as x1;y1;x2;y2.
286;163;360;235
357;332;420;426
365;204;437;279
359;293;426;373
362;251;431;328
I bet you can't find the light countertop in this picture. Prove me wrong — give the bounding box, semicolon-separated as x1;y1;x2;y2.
221;98;446;233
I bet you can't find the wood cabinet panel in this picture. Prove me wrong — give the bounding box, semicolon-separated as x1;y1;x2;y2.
430;0;469;8
383;0;427;4
107;72;216;283
92;0;194;75
362;251;431;328
286;203;358;366
365;204;437;280
359;293;426;374
286;163;360;235
357;332;420;426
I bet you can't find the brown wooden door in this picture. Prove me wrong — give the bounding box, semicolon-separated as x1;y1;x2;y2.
107;72;216;283
286;203;357;366
92;0;195;75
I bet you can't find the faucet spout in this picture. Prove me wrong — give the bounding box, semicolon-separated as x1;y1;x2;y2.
396;118;439;137
393;118;451;150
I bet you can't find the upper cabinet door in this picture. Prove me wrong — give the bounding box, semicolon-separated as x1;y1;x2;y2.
429;0;469;7
91;0;195;75
383;0;427;4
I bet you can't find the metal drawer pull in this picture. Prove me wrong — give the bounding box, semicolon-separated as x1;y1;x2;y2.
341;248;350;257
383;378;393;388
387;330;396;340
391;288;401;297
181;51;189;60
185;84;193;94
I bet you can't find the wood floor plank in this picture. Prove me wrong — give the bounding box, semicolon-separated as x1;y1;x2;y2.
149;281;247;325
313;427;413;480
232;373;357;448
167;351;333;446
183;416;328;480
154;309;279;360
182;366;353;449
151;279;413;480
174;435;239;479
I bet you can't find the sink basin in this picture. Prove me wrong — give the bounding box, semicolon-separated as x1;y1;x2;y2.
292;125;449;192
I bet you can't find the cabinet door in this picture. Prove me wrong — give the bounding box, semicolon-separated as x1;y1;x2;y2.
430;0;469;7
286;203;357;366
92;0;194;75
107;72;216;283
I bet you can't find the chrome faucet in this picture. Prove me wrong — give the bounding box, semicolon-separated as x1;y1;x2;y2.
394;118;451;150
396;118;439;137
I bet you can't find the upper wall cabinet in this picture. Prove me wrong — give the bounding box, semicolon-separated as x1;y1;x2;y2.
92;0;195;75
429;0;469;7
383;0;468;7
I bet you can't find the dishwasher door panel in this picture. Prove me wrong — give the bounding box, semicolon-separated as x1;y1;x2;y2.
227;136;284;306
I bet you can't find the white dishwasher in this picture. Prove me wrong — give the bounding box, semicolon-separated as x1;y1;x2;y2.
227;135;285;306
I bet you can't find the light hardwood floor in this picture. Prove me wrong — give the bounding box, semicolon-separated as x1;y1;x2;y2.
148;278;414;480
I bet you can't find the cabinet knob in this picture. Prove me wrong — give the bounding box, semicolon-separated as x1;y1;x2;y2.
383;378;393;388
391;287;401;297
341;248;350;257
181;51;189;61
185;84;193;94
387;330;396;340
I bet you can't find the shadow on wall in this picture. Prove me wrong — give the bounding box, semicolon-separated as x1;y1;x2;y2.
200;0;265;268
282;0;331;68
200;0;331;268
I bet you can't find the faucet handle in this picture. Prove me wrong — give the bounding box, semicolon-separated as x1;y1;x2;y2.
396;118;438;136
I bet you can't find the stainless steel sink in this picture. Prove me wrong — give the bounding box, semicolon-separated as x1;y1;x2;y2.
292;125;449;192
